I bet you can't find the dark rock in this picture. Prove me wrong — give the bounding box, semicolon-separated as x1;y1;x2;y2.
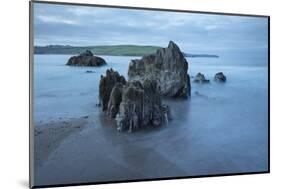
214;72;226;82
107;83;124;118
187;74;191;96
128;41;191;98
115;79;171;132
85;70;94;73
99;68;126;111
194;72;210;83
66;50;106;67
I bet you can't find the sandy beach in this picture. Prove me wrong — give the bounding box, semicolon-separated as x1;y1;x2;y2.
34;116;89;169
34;93;268;186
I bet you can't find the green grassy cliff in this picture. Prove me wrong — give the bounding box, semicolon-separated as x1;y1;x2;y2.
35;45;162;56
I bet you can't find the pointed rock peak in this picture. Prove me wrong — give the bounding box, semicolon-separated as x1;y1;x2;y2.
168;41;180;51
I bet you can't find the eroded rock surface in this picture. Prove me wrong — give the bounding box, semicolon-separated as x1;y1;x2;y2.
128;41;191;98
116;79;171;132
99;68;126;111
66;50;106;67
107;83;124;118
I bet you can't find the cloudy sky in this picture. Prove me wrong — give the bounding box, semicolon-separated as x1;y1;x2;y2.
33;2;268;54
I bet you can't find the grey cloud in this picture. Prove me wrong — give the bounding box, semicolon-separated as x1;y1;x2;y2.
33;2;268;55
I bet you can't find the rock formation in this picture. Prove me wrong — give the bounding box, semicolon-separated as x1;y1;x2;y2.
214;72;226;82
99;69;171;132
115;79;171;132
107;83;124;118
99;68;126;111
194;73;210;83
66;50;106;67
128;41;191;98
98;41;193;132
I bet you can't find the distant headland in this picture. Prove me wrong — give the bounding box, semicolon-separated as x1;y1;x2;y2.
34;44;219;58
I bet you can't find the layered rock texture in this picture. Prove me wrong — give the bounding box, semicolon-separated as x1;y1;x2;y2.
66;50;106;67
99;69;171;132
214;72;226;82
128;41;191;98
116;79;171;132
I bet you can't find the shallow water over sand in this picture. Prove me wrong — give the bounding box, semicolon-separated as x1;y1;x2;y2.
33;55;268;186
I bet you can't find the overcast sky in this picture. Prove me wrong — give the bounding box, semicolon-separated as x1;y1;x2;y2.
33;3;268;54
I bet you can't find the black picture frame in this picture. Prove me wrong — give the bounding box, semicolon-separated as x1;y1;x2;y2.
29;1;270;188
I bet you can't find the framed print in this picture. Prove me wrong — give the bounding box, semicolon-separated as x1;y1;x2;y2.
29;1;270;188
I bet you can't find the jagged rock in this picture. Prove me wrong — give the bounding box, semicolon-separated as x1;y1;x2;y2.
128;41;191;98
99;68;126;111
107;83;124;118
194;73;210;83
66;50;106;67
116;79;171;132
214;72;226;82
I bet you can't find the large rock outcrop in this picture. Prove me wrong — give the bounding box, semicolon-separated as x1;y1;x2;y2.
128;41;191;98
99;69;171;132
66;50;106;67
115;79;171;132
99;68;126;111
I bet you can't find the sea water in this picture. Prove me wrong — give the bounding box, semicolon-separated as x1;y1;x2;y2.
33;54;268;184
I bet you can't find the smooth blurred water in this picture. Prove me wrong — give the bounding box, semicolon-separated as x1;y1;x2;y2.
33;54;268;181
33;55;137;123
34;54;268;124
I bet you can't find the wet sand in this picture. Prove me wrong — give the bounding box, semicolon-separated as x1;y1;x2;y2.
34;116;89;168
34;96;268;186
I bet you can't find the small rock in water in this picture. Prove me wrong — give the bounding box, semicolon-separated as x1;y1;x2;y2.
85;70;94;73
214;72;226;82
193;73;210;84
66;50;107;67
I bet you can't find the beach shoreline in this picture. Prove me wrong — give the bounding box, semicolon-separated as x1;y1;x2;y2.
34;116;89;169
